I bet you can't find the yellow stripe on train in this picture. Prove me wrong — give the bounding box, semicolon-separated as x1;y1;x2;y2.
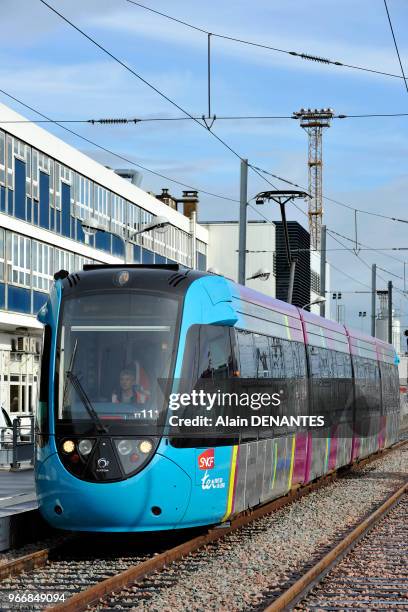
222;445;239;522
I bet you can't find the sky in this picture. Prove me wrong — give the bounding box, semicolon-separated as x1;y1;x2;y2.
0;0;407;333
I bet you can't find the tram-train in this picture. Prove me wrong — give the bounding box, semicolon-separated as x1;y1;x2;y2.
35;264;400;532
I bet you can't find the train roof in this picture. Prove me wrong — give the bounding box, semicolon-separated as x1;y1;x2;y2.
52;265;396;358
228;277;396;357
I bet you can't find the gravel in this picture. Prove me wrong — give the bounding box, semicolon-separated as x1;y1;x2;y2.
296;494;408;610
91;445;408;611
0;537;59;566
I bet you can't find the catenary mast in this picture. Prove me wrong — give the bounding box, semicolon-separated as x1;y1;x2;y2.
293;108;334;250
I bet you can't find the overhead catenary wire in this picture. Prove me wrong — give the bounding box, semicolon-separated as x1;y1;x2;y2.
124;0;407;82
252;165;408;225
383;0;408;94
289;199;408;297
37;0;290;204
0;87;239;203
248;196;403;296
327;229;405;265
245;247;408;254
328;230;408;301
19;1;408;298
36;0;247;164
1;112;408;124
29;2;408;237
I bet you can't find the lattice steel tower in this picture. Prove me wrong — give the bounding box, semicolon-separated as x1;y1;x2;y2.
293;108;334;249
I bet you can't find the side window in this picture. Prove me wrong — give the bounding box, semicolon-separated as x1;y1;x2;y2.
38;324;51;433
237;330;256;378
253;333;270;377
292;342;307;378
268;336;286;378
197;325;233;380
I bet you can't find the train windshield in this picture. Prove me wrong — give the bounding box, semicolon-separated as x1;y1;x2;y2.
56;290;179;434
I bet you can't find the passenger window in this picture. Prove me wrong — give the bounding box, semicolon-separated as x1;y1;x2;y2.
253;334;270;378
268;336;286;378
38;324;51;434
237;330;257;378
197;325;233;380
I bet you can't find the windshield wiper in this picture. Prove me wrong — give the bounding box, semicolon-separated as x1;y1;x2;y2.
66;371;108;434
62;339;78;410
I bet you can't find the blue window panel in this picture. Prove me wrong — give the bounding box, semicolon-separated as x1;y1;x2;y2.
197;252;207;271
0;186;5;212
33;201;39;225
55;210;61;234
76;219;94;246
50;207;55;231
33;291;48;314
112;235;125;258
167;258;176;264
7;189;13;215
142;249;154;264
155;254;166;265
26;198;32;222
14;159;26;220
71;217;76;239
132;244;141;263
8;286;31;314
76;219;85;243
61;183;71;238
39;172;50;230
0;283;5;308
95;231;110;252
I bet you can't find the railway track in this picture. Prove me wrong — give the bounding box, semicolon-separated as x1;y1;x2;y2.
264;483;408;611
0;438;406;611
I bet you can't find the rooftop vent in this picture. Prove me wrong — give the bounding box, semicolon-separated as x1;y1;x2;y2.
114;169;142;186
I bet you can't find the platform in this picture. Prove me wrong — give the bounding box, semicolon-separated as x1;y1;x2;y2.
0;468;41;551
0;468;37;519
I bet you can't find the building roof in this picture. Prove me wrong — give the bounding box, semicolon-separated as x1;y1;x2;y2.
0;102;208;243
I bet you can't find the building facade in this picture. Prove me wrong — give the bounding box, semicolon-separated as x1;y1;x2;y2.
0;102;208;417
201;221;276;297
203;220;329;316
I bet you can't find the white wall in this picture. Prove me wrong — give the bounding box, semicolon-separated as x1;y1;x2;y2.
202;221;276;297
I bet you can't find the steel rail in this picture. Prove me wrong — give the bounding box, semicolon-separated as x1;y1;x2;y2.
263;483;408;611
0;549;51;580
44;437;408;612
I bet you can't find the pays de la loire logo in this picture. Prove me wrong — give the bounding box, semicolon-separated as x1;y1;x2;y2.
198;448;215;470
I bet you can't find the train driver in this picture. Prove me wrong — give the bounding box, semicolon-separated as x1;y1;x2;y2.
112;363;151;406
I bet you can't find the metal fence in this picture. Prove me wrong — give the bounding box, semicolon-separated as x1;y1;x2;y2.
0;417;35;470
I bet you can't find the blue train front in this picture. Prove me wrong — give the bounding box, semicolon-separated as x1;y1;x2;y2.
35;264;239;531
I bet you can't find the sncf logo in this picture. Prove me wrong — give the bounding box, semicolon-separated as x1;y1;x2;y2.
198;448;215;470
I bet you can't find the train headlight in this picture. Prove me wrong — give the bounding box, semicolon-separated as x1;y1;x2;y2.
62;440;75;454
78;439;93;456
139;440;153;454
117;439;133;455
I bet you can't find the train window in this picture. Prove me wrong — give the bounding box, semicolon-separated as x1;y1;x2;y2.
172;324;237;448
197;325;234;380
292;342;307;378
37;324;51;434
353;355;381;422
268;336;286;379
237;330;256;378
56;290;180;433
253;334;271;378
379;362;399;415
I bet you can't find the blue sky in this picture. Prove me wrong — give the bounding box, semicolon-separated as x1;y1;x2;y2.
1;0;407;332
